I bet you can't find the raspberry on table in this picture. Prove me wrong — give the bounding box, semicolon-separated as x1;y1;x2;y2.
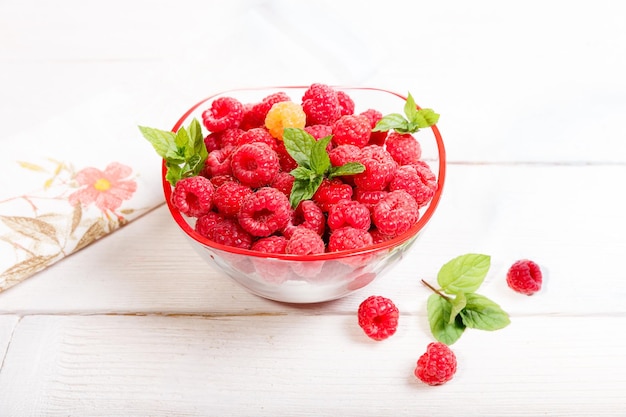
372;190;420;237
357;295;399;341
170;175;215;218
230;142;280;188
213;181;253;218
285;227;325;255
202;97;245;132
238;187;291;237
301;83;341;126
327;199;371;231
389;162;437;207
264;101;307;139
332;114;371;148
385;131;422;165
414;342;457;386
283;199;325;238
312;178;354;212
328;226;373;252
506;259;543;295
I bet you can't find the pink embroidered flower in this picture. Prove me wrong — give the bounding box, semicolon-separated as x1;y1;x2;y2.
69;162;137;212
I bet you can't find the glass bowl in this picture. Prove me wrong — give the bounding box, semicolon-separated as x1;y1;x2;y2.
162;86;446;303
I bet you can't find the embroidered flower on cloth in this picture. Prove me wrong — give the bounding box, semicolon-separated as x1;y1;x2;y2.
69;162;138;213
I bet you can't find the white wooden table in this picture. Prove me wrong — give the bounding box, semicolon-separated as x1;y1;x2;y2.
1;1;625;415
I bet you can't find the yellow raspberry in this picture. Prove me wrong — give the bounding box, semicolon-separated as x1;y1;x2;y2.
264;101;306;140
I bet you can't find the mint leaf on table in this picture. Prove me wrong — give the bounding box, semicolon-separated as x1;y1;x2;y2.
422;253;510;345
373;92;440;134
138;118;208;186
283;128;364;208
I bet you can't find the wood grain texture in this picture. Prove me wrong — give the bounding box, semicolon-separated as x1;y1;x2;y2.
0;314;624;416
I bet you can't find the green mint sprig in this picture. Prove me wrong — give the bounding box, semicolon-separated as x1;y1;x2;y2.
283;128;364;209
138;118;208;186
422;253;510;345
373;92;440;134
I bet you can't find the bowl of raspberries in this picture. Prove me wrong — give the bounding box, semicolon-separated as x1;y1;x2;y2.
140;83;446;303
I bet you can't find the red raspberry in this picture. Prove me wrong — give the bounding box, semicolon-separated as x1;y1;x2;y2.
354;189;388;214
506;259;543;295
194;211;223;237
329;144;361;167
360;109;387;146
204;132;221;152
337;90;355;116
202;97;244;132
283;199;325;238
328;227;373;252
251;235;288;254
332;114;371;148
275;140;298;172
304;124;333;140
200;217;253;249
241;92;291;130
230;142;280;188
312;178;354;212
415;342;457;386
301;83;341;125
357;295;399;341
205;147;234;177
353;145;398;191
213;181;253;218
372;190;420;237
209;174;237;188
385;131;422;165
238;187;291;237
327;199;371;231
236;127;277;151
369;228;395;244
285;227;325;255
170;175;215;218
270;171;295;197
389;162;437;207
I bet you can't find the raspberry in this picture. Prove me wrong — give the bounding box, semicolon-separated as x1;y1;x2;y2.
170;175;215;218
385;131;422;165
283;199;325;238
270;171;295;197
213;181;253;217
264;101;307;140
353;145;398;191
328;144;361;167
357;295;399;341
354;189;388;214
328;227;373;252
200;217;253;249
414;342;457;386
332;114;371;148
230;142;280;188
304;124;333;140
312;178;354;212
194;211;223;237
336;90;355;116
506;259;543;295
275;140;298;172
251;235;288;254
389;162;437;207
285;227;325;255
205;147;234;177
301;83;341;125
236;127;277;151
202;97;244;132
209;174;237;188
360;109;387;146
372;190;420;237
238;187;291;237
241;92;291;130
327;199;371;231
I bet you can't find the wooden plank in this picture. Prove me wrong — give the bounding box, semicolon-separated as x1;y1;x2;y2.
0;164;623;317
0;314;624;416
0;315;19;369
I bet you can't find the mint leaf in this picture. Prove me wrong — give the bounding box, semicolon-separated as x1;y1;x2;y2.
290;166;315;181
372;113;408;132
310;136;332;175
283;128;316;169
138;125;180;161
460;293;511;331
427;294;466;345
289;176;323;209
413;108;440;129
437;253;491;294
329;162;365;178
448;292;467;325
403;92;420;122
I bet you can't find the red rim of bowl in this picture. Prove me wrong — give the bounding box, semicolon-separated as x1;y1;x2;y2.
162;86;447;261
